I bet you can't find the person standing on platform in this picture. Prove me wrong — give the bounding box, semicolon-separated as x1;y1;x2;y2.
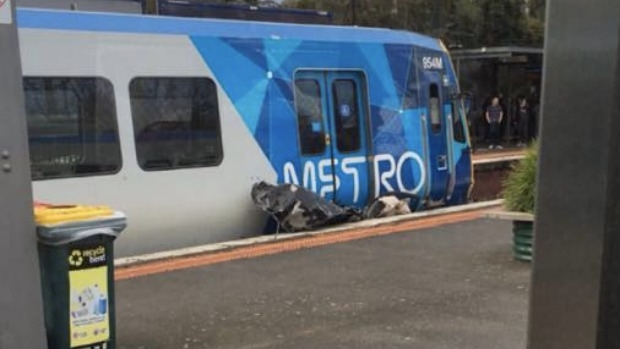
485;97;503;149
516;97;531;147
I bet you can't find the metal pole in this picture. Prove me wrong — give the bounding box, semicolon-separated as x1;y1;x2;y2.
527;0;620;348
0;1;48;348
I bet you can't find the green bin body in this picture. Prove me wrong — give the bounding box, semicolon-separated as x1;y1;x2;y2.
512;220;534;262
36;212;126;349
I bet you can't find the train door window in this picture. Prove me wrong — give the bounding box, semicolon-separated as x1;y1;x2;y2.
129;77;223;171
23;77;122;180
451;97;467;143
294;79;326;155
429;83;441;133
331;79;361;152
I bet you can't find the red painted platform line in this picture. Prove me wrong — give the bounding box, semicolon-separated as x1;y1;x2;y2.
115;210;484;281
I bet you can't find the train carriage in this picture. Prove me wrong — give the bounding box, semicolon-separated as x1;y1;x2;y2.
16;8;473;257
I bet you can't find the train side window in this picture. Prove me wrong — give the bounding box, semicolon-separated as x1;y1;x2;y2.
129;77;223;171
451;97;467;143
332;79;361;152
429;83;441;133
294;79;326;155
24;77;122;180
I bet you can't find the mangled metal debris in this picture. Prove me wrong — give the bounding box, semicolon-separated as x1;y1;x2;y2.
251;181;361;233
251;181;418;233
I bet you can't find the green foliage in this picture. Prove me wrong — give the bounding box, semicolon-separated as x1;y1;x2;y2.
281;0;544;48
524;16;545;46
479;0;527;46
443;0;481;48
143;0;545;48
502;142;538;213
527;0;546;20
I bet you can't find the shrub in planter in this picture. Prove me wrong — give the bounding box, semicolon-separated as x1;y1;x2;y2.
503;142;538;213
502;142;538;261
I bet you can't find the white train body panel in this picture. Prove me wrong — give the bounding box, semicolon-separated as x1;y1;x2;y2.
21;29;277;256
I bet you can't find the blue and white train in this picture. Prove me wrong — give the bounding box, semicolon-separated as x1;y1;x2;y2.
16;7;473;257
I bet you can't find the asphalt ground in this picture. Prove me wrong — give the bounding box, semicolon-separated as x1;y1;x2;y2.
115;218;531;349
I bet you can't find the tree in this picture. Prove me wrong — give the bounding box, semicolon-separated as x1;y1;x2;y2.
198;0;545;48
281;0;484;47
479;0;527;46
524;16;544;46
443;0;481;48
527;0;546;20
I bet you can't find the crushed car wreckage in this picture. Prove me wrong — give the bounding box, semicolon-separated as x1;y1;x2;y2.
251;181;419;233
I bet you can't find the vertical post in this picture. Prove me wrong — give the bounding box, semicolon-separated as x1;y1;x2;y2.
527;0;620;348
350;0;356;25
0;1;48;348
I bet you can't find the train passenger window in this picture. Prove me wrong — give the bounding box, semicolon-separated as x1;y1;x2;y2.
451;97;467;143
294;79;326;155
24;77;122;180
429;83;441;133
332;79;361;152
129;78;223;171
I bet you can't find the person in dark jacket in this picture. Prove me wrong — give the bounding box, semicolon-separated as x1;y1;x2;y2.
516;96;531;146
485;97;503;149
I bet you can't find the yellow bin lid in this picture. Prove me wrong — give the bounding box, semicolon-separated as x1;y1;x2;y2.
34;204;115;226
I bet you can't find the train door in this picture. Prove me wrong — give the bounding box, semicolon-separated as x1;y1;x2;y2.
293;70;371;207
424;72;454;203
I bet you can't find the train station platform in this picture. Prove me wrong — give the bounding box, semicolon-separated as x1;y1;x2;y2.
114;209;531;349
472;148;525;165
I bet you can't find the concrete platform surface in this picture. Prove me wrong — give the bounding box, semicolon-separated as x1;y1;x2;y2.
116;218;531;349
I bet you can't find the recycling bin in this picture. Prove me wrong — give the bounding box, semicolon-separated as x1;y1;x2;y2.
34;204;127;349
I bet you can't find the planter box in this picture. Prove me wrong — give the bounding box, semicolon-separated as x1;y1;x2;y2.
485;209;534;262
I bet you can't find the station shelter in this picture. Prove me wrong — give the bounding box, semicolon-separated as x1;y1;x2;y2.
450;46;543;148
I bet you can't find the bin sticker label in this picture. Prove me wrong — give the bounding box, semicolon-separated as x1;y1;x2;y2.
68;245;110;348
0;0;11;25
